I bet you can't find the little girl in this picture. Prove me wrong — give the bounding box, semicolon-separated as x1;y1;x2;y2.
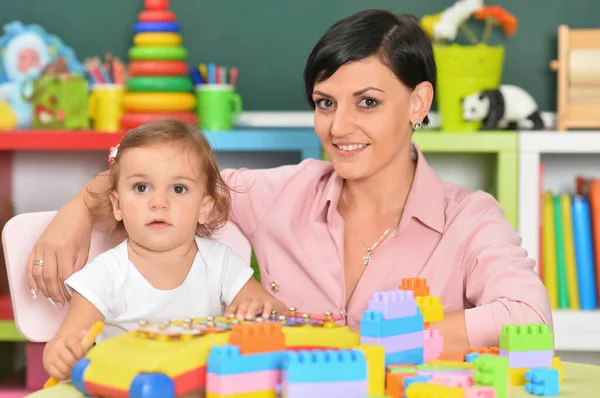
43;119;287;381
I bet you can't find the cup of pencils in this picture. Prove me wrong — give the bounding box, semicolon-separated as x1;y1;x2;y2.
193;63;242;131
85;55;126;132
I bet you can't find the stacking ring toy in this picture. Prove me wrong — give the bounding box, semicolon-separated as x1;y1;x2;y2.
138;10;176;22
134;33;182;46
123;93;196;112
144;0;169;10
126;76;193;92
134;22;180;33
129;46;187;61
121;112;198;130
129;61;189;76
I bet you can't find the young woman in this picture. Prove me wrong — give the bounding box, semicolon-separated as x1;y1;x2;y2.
26;9;551;353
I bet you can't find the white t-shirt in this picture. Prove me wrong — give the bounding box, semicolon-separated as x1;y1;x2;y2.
64;236;253;342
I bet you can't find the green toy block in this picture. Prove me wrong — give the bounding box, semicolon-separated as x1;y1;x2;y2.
499;324;554;352
473;354;509;398
387;366;417;374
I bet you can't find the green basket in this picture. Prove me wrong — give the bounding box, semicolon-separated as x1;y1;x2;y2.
434;44;505;132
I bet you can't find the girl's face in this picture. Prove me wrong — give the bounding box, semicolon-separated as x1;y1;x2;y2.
110;143;214;252
312;56;432;181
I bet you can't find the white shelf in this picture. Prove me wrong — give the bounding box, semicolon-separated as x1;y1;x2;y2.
520;131;600;154
553;310;600;351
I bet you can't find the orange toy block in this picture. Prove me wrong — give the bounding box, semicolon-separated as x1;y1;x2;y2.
386;372;414;398
468;347;499;355
229;322;285;354
437;353;465;362
400;278;430;297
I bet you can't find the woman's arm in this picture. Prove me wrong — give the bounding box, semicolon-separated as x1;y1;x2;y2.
455;193;552;350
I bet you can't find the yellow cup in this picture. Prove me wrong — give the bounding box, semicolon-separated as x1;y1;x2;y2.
88;84;124;132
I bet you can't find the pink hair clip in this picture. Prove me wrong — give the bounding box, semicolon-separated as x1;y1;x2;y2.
108;144;119;169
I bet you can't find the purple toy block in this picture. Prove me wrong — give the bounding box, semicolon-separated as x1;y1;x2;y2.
499;349;553;368
282;380;368;398
367;289;417;319
360;331;423;353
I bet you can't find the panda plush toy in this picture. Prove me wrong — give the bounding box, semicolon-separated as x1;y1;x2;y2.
461;84;545;130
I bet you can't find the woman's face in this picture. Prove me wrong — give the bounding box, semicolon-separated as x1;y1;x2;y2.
312;56;431;180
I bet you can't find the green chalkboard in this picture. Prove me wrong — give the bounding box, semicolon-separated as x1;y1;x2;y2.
1;0;599;111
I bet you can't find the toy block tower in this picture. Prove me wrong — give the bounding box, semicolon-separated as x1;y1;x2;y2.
121;0;197;130
281;349;368;398
472;354;509;398
499;323;555;387
206;323;287;396
359;290;424;366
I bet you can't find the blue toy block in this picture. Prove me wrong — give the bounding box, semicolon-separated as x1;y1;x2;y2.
368;289;417;319
403;375;432;398
525;367;559;396
385;347;424;366
282;349;367;383
207;344;287;375
465;352;480;363
360;309;424;338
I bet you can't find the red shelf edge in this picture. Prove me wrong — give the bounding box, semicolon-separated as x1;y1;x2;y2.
0;130;126;151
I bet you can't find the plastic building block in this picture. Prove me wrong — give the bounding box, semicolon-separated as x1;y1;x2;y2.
405;381;464;398
424;352;440;362
525;367;559;396
386;371;415;398
499;349;553;368
229;322;285;354
360;309;424;338
465;353;480;363
400;278;430;297
438;352;465;362
499;324;554;352
468;347;499;356
508;368;528;386
415;296;444;323
361;331;424;352
282;380;368;398
284;324;360;349
206;369;279;395
357;344;385;397
282;349;367;383
464;386;497;397
387;364;417;373
385;347;424;366
551;356;563;383
425;360;473;370
424;329;443;353
367;290;418;319
207;345;286;375
431;373;473;388
404;375;432;394
472;355;509;398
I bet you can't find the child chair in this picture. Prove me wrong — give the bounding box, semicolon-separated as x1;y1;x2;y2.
2;210;252;343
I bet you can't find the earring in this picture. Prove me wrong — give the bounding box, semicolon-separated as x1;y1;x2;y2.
412;120;423;130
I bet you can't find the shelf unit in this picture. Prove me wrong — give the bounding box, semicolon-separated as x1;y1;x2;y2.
519;131;600;352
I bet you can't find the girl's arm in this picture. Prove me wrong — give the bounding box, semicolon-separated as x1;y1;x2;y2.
53;291;105;338
225;278;288;319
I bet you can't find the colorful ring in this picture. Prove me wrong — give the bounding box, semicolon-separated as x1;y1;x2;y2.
128;46;187;61
128;61;189;76
126;76;193;92
123;93;196;112
134;21;179;33
120;111;198;130
138;10;176;22
134;33;182;46
144;0;169;10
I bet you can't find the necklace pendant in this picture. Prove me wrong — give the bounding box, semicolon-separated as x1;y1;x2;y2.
362;251;372;266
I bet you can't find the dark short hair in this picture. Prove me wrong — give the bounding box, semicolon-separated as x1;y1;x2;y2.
303;9;436;125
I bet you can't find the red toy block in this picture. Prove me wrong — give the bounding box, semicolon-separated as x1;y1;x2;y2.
399;278;429;297
229;322;285;355
145;0;169;10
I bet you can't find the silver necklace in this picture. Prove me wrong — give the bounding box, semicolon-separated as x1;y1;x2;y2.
342;193;401;266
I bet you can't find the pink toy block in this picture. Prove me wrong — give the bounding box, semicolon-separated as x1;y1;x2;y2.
424;352;440;362
424;328;443;353
367;290;417;319
464;386;497;397
206;369;280;395
431;373;473;388
25;343;48;391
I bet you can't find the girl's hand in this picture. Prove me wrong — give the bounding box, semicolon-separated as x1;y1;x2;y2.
225;298;288;321
43;332;86;381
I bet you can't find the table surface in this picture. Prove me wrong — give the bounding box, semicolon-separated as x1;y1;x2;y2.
26;362;600;397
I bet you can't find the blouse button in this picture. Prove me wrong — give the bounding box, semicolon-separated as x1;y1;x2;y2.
270;282;279;293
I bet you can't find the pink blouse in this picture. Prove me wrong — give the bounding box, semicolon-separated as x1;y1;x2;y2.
221;144;552;348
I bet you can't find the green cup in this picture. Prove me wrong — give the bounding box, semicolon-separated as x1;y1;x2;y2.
195;84;242;131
